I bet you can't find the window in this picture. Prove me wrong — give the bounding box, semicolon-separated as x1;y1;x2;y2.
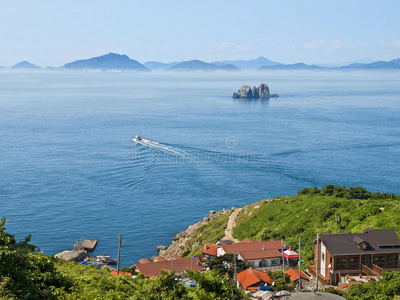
322;253;325;261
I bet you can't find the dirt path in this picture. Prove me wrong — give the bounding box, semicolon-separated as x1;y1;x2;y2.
222;208;243;243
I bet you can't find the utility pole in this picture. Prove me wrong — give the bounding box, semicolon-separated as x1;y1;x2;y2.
171;255;173;271
282;239;285;279
298;237;302;290
234;252;237;286
316;233;319;292
117;234;122;275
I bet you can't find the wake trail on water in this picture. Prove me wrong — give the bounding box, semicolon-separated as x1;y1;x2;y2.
133;137;187;156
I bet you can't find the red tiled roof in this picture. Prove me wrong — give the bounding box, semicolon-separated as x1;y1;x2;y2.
239;249;282;260
133;257;204;277
173;255;183;260
221;240;285;254
239;238;255;243
155;257;167;262
139;258;151;264
236;268;272;290
285;268;310;282
199;243;218;256
111;270;132;276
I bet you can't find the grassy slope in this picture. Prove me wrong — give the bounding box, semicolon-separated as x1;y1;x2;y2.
184;211;232;257
232;195;400;263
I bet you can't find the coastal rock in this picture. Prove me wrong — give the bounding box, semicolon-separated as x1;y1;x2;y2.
157;210;227;259
157;245;168;252
232;83;278;99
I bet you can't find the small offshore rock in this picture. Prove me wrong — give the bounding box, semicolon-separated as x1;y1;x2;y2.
232;83;278;99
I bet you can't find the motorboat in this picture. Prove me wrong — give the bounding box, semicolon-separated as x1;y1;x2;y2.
133;135;142;142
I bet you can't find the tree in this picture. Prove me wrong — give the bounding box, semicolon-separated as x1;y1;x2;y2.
206;254;249;280
0;217;70;299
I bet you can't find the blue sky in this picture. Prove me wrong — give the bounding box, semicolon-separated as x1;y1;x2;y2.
1;0;399;67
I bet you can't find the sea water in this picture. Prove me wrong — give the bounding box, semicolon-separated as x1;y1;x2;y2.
0;70;399;266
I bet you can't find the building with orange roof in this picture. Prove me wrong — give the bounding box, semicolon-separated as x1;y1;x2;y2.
139;258;151;264
110;270;132;277
217;239;287;270
199;243;219;259
154;256;167;262
235;267;272;290
285;268;310;286
133;256;204;278
240;238;254;243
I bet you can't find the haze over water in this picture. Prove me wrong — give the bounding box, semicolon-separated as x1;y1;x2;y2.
1;70;400;266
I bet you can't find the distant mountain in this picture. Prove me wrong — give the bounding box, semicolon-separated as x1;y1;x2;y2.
389;58;400;66
258;63;322;71
339;61;400;70
144;61;179;71
0;66;5;69
63;53;149;72
213;56;281;70
317;58;377;68
11;61;42;69
165;60;240;72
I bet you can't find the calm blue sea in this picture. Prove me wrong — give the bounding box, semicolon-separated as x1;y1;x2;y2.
1;70;400;266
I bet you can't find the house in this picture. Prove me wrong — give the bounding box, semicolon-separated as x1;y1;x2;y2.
308;228;400;285
285;268;309;286
133;256;204;277
217;239;287;270
199;243;219;260
236;267;272;290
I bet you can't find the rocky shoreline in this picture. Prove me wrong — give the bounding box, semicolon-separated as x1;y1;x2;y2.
153;209;231;261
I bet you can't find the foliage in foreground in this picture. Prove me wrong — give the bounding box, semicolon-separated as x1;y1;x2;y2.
0;217;70;299
346;271;400;300
206;254;249;280
232;185;400;264
0;217;248;299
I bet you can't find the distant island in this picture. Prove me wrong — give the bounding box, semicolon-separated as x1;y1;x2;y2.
165;59;240;72
62;53;149;72
232;83;279;99
144;61;179;71
3;54;400;71
213;56;281;70
11;61;42;69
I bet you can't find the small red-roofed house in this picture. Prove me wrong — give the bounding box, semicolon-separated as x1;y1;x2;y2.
240;238;254;243
154;256;167;262
236;267;272;290
199;243;219;260
133;256;205;277
285;268;310;286
110;270;132;276
139;258;151;264
217;239;287;270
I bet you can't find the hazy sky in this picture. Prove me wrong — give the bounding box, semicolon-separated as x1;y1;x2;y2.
1;0;400;67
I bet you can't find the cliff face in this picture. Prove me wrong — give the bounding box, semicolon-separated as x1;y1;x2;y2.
232;83;278;98
155;210;231;260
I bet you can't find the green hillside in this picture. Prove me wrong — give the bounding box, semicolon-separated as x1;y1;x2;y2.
233;186;400;263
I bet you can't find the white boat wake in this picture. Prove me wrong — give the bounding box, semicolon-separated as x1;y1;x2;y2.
132;135;187;156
